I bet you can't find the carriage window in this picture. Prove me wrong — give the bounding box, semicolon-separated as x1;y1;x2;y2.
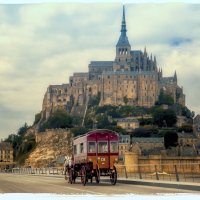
88;142;96;153
98;142;108;153
74;145;77;155
110;142;118;153
80;143;84;153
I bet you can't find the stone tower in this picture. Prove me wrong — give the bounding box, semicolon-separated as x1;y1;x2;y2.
114;5;131;71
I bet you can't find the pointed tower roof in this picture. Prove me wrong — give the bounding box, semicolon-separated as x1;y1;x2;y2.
116;5;130;47
174;70;177;82
144;46;147;54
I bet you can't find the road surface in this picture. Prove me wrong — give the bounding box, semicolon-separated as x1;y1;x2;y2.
0;174;199;194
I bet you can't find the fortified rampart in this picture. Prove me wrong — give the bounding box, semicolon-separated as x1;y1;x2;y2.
122;152;200;174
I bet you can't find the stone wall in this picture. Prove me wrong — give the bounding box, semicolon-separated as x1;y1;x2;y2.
122;152;200;174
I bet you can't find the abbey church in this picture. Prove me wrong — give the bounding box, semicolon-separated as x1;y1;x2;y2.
42;6;185;119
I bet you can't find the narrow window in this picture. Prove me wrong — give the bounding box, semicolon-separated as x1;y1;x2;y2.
80;143;84;153
110;142;118;153
98;141;108;153
88;141;96;153
74;145;77;155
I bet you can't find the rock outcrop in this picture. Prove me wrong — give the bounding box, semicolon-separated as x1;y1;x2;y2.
25;129;72;168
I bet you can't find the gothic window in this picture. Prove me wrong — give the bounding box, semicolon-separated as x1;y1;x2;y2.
108;75;110;79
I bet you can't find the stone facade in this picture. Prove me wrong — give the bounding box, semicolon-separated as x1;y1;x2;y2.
194;115;200;138
130;137;165;156
122;152;200;174
117;117;139;131
176;115;187;127
0;142;13;163
41;6;185;120
119;135;131;160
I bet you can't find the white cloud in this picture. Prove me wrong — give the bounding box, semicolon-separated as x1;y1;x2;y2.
1;3;200;139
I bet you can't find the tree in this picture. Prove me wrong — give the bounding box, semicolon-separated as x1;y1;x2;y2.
34;112;41;125
156;89;174;105
153;108;177;127
132;128;151;137
182;106;195;119
164;131;178;148
84;116;94;129
123;96;128;105
96;114;110;129
71;127;89;137
4;134;23;160
88;92;101;108
40;110;72;131
17;123;29;136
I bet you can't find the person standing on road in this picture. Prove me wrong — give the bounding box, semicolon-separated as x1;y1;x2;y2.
64;155;72;181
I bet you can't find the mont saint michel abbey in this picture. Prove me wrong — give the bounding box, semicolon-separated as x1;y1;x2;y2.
42;6;185;119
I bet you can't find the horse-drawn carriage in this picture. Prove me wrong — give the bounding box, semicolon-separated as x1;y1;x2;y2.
65;129;119;186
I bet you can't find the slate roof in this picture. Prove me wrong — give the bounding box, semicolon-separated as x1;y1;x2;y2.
89;61;113;67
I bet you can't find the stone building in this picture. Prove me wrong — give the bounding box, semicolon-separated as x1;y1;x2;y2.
176;115;187;127
41;6;185;120
177;132;199;147
117;117;139;131
119;135;131;160
193;115;200;138
0;142;13;163
130;137;165;156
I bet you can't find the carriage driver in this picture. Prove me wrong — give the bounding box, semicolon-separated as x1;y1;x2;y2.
64;155;72;177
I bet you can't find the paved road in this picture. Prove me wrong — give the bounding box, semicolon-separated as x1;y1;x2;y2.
0;174;199;194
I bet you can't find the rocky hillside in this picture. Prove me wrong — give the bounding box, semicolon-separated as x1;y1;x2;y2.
25;129;72;168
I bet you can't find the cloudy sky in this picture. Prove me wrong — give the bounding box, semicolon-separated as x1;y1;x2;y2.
0;1;200;139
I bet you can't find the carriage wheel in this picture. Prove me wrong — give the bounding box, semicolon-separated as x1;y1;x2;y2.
110;166;117;185
81;166;87;186
95;167;100;184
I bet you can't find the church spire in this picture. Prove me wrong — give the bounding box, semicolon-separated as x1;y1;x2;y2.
174;70;177;82
116;5;130;47
121;5;127;34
